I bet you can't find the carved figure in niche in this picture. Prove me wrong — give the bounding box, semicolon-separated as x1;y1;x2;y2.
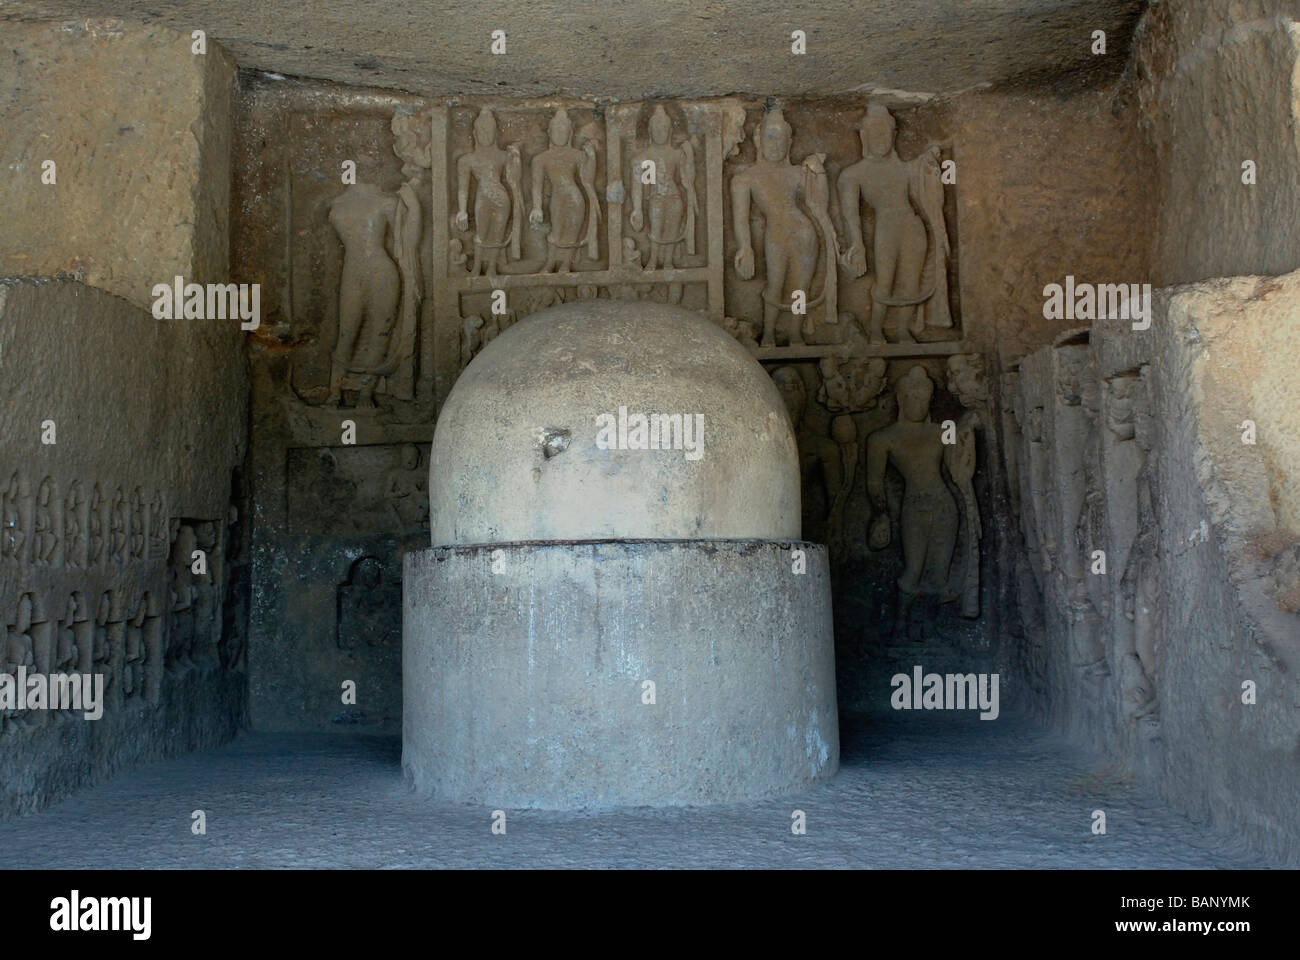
722;102;747;160
449;238;468;271
815;355;890;543
838;103;952;343
386;444;429;531
1121;371;1162;720
392;108;432;190
575;123;604;259
193;521;220;666
946;354;990;619
1053;348;1108;676
818;356;888;414
55;593;91;677
732;107;838;347
1024;406;1052;576
1104;371;1158;720
93;592;121;709
33;476;59;565
456;108;523;275
530;108;601;273
337;556;401;651
608;238;655;301
772;366;849;538
4;595;37;730
64;480;84;568
866;366;964;637
628;105;699;303
946;354;989;408
326;177;422;407
460;313;503;369
86;483;105;565
391;110;429;402
720;315;759;349
3;471;31;563
122;595;157;701
108;487;126;564
168;523;197;669
129;487;145;559
460;314;484;369
147;490;166;559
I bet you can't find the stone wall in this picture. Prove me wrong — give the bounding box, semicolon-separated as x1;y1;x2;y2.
1133;0;1300;284
0;18;235;309
0;279;250;819
0;18;249;818
1003;273;1300;863
995;0;1300;865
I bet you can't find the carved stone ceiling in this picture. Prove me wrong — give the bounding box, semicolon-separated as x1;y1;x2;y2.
2;0;1144;99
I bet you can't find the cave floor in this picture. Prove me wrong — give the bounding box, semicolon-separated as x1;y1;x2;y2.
2;711;1281;869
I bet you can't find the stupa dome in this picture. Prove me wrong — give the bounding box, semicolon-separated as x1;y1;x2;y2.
428;300;800;544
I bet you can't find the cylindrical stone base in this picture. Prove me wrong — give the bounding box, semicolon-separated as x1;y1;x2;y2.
402;539;838;808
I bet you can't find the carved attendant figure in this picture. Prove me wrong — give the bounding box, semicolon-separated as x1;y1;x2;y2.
327;177;421;407
838;103;952;343
629;105;698;302
946;354;988;619
130;486;145;559
3;472;31;563
148;490;167;559
530;108;600;273
455;108;523;275
108;488;126;564
33;477;58;565
64;480;84;568
866;366;961;637
732;107;836;347
772;366;846;532
88;483;104;565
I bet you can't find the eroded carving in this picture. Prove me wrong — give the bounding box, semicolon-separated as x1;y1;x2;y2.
64;480;85;568
773;365;850;534
1108;369;1161;722
386;444;428;530
108;487;126;564
3;472;32;563
326;176;422;407
33;476;60;565
338;556;401;651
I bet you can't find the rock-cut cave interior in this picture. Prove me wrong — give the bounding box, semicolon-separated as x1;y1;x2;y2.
1;0;1298;877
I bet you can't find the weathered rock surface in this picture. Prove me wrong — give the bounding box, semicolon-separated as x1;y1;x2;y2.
4;1;1142;100
1135;0;1300;284
0;19;235;309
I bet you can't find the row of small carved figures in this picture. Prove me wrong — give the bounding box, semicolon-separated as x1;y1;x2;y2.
0;587;238;732
1;476;176;568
